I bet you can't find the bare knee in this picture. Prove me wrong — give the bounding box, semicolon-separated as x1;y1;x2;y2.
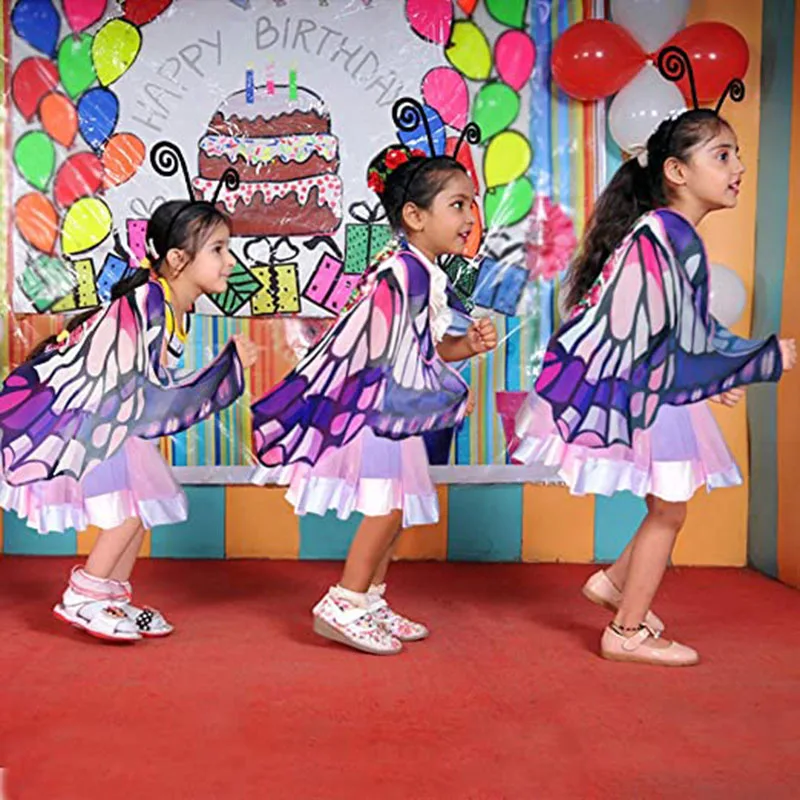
646;497;687;532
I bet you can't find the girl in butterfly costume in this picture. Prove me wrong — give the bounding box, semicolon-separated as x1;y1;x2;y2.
0;200;257;642
251;104;497;656
514;50;797;666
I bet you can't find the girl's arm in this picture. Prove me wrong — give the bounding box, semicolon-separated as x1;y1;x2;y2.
436;318;498;363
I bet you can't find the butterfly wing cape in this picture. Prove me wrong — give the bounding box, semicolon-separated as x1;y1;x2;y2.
0;281;245;486
534;209;782;448
252;251;469;468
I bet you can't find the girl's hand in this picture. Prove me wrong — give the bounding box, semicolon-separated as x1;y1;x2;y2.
232;334;258;369
465;388;475;416
467;318;498;355
710;388;744;408
780;338;797;371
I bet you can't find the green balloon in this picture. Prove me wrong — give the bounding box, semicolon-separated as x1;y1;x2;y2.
484;177;534;229
58;33;97;99
14;132;56;192
472;82;520;143
486;0;528;29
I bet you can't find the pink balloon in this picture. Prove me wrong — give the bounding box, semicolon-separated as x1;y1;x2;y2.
63;0;107;33
495;30;536;92
405;0;453;45
421;67;468;129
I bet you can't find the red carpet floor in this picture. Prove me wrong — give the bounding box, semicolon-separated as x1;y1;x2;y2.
1;558;799;799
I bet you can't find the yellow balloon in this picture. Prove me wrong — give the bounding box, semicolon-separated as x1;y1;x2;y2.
484;131;532;189
61;197;112;255
445;21;492;81
92;19;141;87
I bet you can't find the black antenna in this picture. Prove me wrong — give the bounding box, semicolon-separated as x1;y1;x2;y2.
657;46;698;110
715;78;745;114
392;97;436;156
150;141;194;198
211;167;240;205
454;121;481;159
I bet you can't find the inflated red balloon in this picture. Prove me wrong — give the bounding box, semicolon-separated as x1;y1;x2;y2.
54;152;104;208
552;20;645;101
122;0;172;26
663;23;749;104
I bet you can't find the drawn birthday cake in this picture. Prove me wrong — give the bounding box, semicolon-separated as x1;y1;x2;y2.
192;84;343;236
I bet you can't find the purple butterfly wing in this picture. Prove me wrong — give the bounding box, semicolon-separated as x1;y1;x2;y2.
0;282;244;486
534;211;782;449
252;255;468;468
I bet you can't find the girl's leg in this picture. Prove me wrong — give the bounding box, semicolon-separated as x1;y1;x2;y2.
85;517;143;579
313;511;405;655
103;523;175;639
604;538;636;592
613;496;686;630
370;525;403;587
601;497;698;666
54;517;144;642
339;511;403;592
109;522;146;582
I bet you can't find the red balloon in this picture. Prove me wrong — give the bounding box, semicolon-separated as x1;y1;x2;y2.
54;152;104;209
663;23;749;104
12;57;59;121
552;20;645;101
122;0;173;26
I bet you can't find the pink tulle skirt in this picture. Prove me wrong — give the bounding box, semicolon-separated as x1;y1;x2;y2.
514;394;741;503
0;437;188;534
253;428;438;528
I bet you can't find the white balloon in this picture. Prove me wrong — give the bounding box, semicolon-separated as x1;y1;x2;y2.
611;0;690;53
708;263;747;328
608;64;686;154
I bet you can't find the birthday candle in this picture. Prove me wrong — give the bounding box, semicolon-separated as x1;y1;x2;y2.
246;64;255;104
266;61;275;96
289;67;297;100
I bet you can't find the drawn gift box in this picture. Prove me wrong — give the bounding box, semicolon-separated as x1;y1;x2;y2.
127;219;148;269
302;235;361;314
343;201;393;274
472;242;528;316
243;236;302;316
442;255;478;311
206;257;262;316
97;252;136;303
19;255;78;313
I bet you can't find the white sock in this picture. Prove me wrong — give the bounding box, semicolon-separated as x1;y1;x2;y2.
332;585;369;608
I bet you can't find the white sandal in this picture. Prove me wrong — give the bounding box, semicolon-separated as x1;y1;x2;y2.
122;603;174;638
53;588;141;642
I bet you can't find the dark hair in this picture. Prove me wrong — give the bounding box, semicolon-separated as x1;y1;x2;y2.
26;200;230;361
565;109;730;310
368;148;469;231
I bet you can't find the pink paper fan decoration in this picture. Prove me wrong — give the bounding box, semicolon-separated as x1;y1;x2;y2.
525;196;577;281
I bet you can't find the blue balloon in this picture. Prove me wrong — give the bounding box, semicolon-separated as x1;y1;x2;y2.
11;0;60;57
78;88;120;151
398;104;446;157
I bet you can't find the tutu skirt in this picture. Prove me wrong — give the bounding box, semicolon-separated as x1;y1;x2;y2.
253;428;438;528
514;394;741;503
0;437;188;534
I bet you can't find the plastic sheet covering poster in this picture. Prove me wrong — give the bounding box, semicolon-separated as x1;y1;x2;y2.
1;0;596;482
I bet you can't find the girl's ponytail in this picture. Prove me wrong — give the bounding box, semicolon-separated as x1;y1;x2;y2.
564;157;654;311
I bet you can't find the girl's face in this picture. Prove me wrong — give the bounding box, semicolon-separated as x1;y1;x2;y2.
671;125;745;213
171;221;235;296
408;170;476;259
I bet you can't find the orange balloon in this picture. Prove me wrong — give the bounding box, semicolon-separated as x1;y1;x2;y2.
102;132;145;188
15;192;59;254
39;92;78;148
457;0;478;14
464;200;482;258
